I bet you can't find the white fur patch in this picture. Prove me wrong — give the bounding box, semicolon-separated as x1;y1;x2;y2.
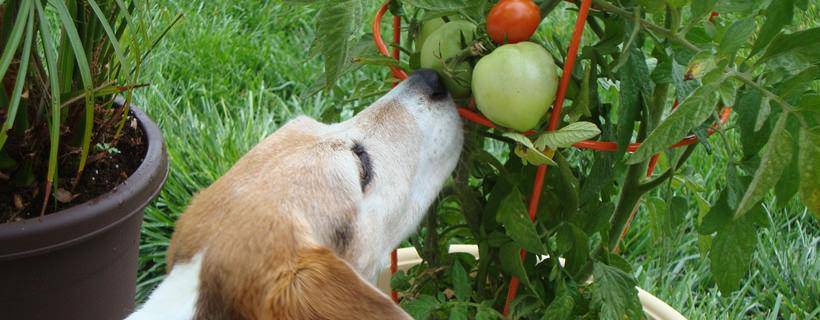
127;253;203;320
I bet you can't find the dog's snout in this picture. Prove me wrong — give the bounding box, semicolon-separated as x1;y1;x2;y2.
412;69;448;100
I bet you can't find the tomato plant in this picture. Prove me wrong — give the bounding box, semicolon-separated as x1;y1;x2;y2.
293;0;819;318
473;41;559;131
486;0;541;44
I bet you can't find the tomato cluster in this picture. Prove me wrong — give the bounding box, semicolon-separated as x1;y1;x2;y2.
416;0;556;131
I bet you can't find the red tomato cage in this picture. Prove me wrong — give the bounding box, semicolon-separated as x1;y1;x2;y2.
372;0;730;314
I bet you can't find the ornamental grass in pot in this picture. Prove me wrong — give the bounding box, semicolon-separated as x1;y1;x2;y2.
0;1;176;319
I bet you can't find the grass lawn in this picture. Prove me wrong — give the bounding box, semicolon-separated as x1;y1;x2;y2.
134;1;818;318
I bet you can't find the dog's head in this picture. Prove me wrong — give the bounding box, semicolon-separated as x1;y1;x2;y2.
168;70;463;282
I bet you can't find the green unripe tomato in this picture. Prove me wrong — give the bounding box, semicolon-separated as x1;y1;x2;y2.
472;41;559;131
420;21;476;98
416;18;445;50
416;16;462;49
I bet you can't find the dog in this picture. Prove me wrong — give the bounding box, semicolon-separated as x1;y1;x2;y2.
128;70;463;320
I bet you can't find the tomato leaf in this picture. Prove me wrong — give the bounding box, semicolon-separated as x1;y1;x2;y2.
616;46;650;160
391;270;411;291
759;27;820;63
591;261;643;320
736;113;793;219
402;0;477;11
504;132;558;166
774;117;801;208
534;122;601;150
315;0;364;90
448;305;468;320
499;242;530;285
718;18;756;57
629;84;719;164
542;292;575;320
709;217;757;294
735;88;774;157
798;127;820;218
451;260;470;301
496;187;548;255
750;0;795;57
691;0;718;21
401;294;439;320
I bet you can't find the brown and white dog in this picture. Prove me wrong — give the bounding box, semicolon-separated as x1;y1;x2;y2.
128;70;463;320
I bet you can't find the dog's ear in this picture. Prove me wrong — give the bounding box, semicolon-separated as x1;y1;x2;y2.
268;247;412;320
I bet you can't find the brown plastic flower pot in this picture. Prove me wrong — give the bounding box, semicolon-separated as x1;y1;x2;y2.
0;102;168;320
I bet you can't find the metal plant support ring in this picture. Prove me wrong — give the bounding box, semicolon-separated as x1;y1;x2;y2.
372;0;731;314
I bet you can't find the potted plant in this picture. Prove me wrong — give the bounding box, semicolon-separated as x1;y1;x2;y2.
0;1;174;319
291;0;818;318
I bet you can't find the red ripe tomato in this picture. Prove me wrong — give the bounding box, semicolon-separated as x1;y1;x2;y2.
486;0;541;44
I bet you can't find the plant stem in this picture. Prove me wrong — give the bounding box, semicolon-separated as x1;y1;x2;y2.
638;143;697;193
607;161;646;250
423;205;439;267
731;71;796;113
730;71;808;128
591;0;701;52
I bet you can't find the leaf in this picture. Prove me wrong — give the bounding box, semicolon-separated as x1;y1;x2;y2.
0;3;33;150
401;294;439;320
568;64;594;122
759;27;820;63
700;185;767;232
754;97;771;132
448;305;468;320
698;189;731;235
34;0;62;199
616;46;650;159
736;113;793;219
450;260;470;301
735;88;772;157
709;218;757;294
50;0;96;177
798;127;820;218
0;1;30;83
556;223;588;276
391;270;411;291
504;132;558;166
591;262;643;320
775;65;820;100
691;0;718;21
750;0;795;57
499;242;530;285
496;187;548;254
403;0;477;11
718;18;756;57
774;117;801;208
315;0;364;90
629;84;719;164
534;122;601;150
475;306;501;320
542;293;575;320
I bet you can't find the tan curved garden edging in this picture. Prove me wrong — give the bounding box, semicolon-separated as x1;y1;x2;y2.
377;245;686;320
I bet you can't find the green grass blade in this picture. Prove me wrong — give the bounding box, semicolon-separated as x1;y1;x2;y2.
0;4;34;150
0;1;31;82
35;0;62;215
49;0;96;177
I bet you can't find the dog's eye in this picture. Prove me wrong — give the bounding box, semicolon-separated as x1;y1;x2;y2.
352;142;372;191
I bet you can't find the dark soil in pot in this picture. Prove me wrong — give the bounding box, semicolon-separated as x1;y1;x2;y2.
1;105;148;222
0;103;168;320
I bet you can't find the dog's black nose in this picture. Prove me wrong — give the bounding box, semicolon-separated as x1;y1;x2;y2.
413;69;448;99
